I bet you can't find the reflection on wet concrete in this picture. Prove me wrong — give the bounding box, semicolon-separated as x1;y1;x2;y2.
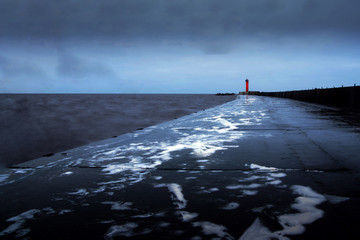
0;96;359;239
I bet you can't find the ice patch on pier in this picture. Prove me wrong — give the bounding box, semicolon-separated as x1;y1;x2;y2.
155;183;187;209
277;185;326;236
102;201;133;210
0;174;9;183
68;188;89;196
226;183;262;190
0;209;40;237
249;164;279;171
60;171;73;176
105;222;151;239
221;202;240;210
0;207;72;238
177;211;198;222
240;185;349;239
193;221;233;240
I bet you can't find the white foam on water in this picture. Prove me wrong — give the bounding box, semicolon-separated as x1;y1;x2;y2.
102;201;132;210
61;171;73;176
221;202;240;210
153;176;162;180
193;221;234;240
209;187;219;192
68;188;89;196
0;209;41;237
226;184;262;190
155;183;187;209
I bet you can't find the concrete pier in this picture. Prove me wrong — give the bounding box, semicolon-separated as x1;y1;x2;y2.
0;96;359;239
258;86;360;112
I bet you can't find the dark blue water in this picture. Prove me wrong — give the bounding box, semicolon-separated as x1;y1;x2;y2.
0;94;236;166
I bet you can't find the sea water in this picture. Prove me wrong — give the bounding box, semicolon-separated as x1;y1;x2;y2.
0;94;235;166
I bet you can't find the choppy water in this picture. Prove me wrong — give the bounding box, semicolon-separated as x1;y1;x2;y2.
0;94;235;166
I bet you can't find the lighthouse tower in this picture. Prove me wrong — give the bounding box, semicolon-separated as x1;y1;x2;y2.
245;79;249;93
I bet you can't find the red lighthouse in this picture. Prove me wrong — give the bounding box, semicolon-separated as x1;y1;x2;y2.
245;79;249;93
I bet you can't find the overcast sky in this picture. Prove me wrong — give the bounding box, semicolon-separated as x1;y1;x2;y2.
1;0;360;93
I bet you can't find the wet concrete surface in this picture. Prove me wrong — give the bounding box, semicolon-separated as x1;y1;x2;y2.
0;96;359;239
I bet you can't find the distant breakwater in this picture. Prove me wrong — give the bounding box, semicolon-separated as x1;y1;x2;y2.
254;86;360;111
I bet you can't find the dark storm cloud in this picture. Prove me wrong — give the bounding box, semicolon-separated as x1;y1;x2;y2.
0;0;360;41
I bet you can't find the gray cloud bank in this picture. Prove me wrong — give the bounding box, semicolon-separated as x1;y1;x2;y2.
1;0;359;93
0;0;359;41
